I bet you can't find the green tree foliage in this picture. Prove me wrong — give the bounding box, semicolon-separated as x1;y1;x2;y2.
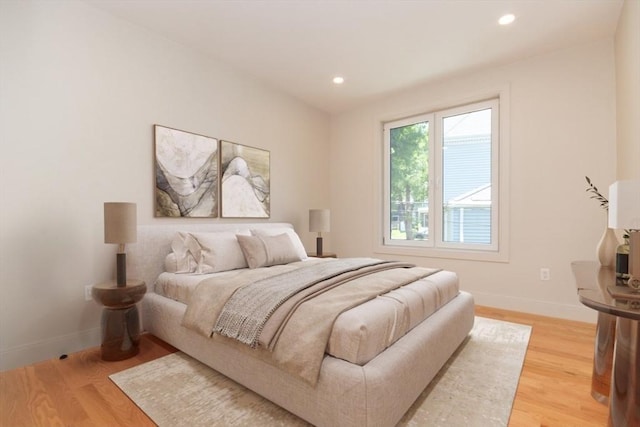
390;122;429;240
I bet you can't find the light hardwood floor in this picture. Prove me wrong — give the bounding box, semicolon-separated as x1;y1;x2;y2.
0;306;608;426
475;306;608;426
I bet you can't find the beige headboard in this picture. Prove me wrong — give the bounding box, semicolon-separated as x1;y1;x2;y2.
127;222;295;290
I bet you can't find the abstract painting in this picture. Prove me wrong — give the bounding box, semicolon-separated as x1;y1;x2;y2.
220;140;270;218
154;125;218;217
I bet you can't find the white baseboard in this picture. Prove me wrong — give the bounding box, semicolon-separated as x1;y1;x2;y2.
0;293;597;371
472;291;598;324
0;327;101;372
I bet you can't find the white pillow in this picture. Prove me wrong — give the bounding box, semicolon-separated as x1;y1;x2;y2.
190;231;250;273
164;253;179;273
237;233;302;269
250;228;308;260
167;232;199;273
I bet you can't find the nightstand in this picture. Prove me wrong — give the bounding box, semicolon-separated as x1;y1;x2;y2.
92;279;146;361
307;252;337;258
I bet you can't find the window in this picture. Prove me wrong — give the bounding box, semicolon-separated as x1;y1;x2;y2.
383;98;503;258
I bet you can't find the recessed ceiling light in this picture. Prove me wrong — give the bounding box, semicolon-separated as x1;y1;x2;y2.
498;14;515;25
332;76;345;85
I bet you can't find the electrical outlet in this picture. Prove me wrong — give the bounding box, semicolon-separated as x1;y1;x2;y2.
85;285;93;301
540;268;550;281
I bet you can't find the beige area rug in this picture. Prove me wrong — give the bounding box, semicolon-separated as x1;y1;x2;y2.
110;317;531;427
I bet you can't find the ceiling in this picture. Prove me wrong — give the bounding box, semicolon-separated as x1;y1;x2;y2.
85;0;623;114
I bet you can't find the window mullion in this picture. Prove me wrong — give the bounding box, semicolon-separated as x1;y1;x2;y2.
432;113;443;248
490;99;500;249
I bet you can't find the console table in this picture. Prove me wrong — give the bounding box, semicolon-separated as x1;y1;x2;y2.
573;261;639;427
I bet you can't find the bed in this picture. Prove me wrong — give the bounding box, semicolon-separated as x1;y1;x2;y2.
129;222;475;427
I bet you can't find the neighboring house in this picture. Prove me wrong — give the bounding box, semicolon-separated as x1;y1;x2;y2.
443;133;491;244
391;133;491;243
445;184;491;244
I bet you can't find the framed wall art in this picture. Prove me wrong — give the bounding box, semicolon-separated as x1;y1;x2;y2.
220;140;270;218
154;125;219;217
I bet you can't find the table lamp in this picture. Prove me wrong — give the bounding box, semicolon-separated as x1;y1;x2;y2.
104;202;137;287
608;180;640;290
309;209;330;256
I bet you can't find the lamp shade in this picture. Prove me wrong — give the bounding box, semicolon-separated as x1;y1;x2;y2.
309;209;330;233
608;180;640;230
104;202;137;244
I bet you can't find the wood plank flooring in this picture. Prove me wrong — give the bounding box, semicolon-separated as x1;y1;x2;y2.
0;335;175;427
475;306;608;426
1;306;608;426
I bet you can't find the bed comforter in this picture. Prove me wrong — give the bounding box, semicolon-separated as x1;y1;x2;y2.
182;258;441;385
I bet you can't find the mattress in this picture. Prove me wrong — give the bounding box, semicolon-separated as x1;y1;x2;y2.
153;266;459;365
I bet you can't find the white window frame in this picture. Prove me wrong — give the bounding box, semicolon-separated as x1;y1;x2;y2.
375;88;510;263
434;99;499;251
383;112;435;248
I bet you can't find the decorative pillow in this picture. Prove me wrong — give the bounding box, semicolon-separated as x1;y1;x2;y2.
237;233;302;269
167;232;199;273
164;253;178;273
250;228;308;260
189;231;250;273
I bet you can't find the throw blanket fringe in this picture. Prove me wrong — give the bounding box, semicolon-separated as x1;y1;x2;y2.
214;258;389;347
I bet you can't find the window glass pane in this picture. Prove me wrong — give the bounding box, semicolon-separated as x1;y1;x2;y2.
389;121;429;241
442;108;492;244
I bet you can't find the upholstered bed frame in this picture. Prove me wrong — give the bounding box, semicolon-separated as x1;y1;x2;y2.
129;222;475;427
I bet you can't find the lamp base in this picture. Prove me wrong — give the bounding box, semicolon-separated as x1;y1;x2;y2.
116;253;127;287
316;237;323;257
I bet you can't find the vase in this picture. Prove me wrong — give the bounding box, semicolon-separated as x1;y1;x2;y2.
597;227;618;267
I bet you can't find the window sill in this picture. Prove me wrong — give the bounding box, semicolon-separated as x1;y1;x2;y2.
373;244;509;263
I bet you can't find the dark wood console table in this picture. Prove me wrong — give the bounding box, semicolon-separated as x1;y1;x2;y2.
573;261;639;427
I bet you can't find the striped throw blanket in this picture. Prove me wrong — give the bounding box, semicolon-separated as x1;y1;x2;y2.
213;258;390;347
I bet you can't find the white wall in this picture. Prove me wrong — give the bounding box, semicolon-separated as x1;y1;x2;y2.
615;0;640;181
0;1;329;370
329;39;617;323
0;0;628;372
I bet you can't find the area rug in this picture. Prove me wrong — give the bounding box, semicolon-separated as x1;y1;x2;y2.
110;316;531;427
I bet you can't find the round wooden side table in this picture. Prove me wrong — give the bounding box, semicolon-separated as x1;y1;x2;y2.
92;279;146;361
